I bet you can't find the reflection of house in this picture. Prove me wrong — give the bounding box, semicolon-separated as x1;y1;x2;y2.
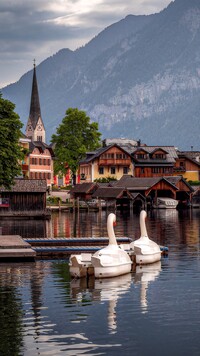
131;146;178;178
79;144;134;182
0;179;50;218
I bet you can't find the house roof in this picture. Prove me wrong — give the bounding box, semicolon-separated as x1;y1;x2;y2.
80;144;132;164
177;151;200;167
92;187;125;199
114;175;184;191
70;182;97;194
115;175;161;190
0;179;47;192
29;141;55;157
132;146;178;164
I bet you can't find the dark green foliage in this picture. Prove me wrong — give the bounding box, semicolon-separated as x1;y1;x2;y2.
0;93;24;189
94;176;117;183
51;108;101;183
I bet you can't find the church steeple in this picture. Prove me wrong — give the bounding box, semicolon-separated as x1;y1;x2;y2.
26;61;46;143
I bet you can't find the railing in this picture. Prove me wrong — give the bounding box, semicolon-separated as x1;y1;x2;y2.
99;159;131;166
173;166;186;172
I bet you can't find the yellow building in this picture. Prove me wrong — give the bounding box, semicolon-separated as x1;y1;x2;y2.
174;152;200;181
79;144;134;182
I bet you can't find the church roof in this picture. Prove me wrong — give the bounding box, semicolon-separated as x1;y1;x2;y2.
29;64;44;130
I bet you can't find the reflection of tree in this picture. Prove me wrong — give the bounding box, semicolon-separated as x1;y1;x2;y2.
0;286;24;356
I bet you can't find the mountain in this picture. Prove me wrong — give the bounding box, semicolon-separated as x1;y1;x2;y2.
2;0;200;150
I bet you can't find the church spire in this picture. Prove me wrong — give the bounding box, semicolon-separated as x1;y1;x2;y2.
26;61;46;143
29;60;41;128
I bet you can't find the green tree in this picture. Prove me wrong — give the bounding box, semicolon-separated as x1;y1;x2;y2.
0;93;24;189
51;108;101;184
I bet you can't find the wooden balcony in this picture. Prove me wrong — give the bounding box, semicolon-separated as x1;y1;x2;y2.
99;159;131;166
173;166;186;173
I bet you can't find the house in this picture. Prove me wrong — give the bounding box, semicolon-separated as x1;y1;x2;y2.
28;141;54;186
79;144;134;182
0;179;50;218
131;146;178;178
174;151;200;181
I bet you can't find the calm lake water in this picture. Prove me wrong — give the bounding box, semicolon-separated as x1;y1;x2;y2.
0;209;200;356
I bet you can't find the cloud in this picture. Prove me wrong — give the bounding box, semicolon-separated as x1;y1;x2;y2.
0;0;172;87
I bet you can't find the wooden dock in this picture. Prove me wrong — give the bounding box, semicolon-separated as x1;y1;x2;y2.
0;236;168;261
24;237;132;259
0;235;36;261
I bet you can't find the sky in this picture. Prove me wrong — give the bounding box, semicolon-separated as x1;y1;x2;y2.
0;0;173;88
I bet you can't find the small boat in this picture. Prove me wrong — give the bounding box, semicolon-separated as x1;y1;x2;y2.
153;197;178;209
69;253;93;278
91;213;132;278
130;210;161;265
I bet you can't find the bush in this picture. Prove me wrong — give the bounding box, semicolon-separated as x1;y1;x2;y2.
47;196;61;204
188;180;200;186
94;176;117;183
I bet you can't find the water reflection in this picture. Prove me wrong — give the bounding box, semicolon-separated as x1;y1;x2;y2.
0;210;200;355
0;209;200;248
133;262;161;314
71;273;132;334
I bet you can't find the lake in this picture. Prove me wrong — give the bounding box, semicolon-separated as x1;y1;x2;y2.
0;208;200;355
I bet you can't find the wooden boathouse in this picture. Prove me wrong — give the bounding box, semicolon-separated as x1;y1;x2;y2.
69;175;193;209
0;178;50;219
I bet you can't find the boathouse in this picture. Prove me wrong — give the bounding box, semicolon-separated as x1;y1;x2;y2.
70;182;98;201
69;175;193;209
115;175;193;207
0;178;50;218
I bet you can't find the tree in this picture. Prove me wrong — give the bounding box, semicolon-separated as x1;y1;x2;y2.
0;93;24;189
51;108;101;184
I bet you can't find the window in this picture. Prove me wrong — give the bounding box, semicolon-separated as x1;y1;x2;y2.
123;167;128;174
110;167;116;174
116;153;122;159
154;153;166;159
99;167;104;175
152;167;160;173
137;154;146;159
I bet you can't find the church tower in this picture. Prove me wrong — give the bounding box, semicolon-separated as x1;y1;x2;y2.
26;61;46;143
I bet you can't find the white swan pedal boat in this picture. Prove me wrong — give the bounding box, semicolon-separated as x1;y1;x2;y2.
91;213;132;278
130;210;161;265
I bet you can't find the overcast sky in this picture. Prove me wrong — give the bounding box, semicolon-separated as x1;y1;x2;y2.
0;0;173;88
